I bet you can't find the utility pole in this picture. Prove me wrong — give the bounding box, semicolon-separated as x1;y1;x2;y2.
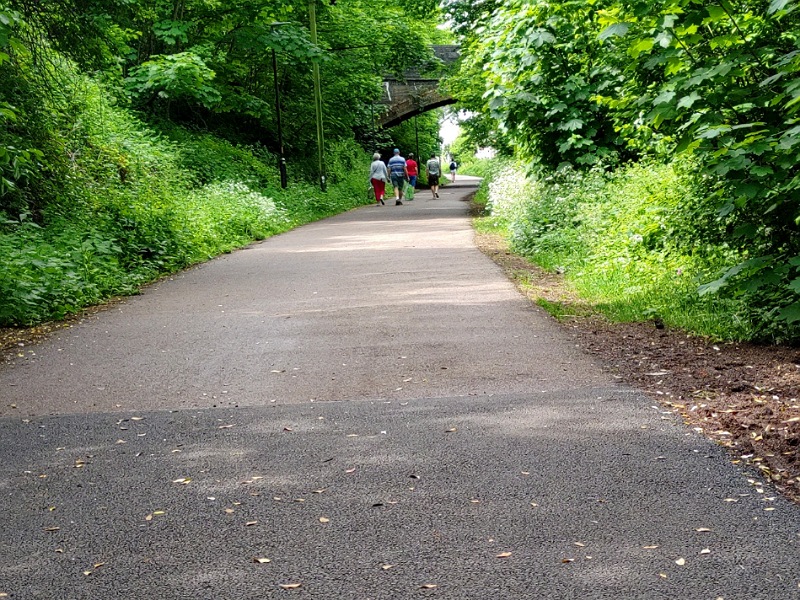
309;0;326;192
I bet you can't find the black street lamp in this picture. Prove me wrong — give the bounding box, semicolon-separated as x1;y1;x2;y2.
308;1;326;192
270;22;290;189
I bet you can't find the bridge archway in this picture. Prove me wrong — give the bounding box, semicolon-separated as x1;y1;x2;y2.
376;45;459;128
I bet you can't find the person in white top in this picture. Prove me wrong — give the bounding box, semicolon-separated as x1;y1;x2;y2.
425;153;441;199
368;152;388;205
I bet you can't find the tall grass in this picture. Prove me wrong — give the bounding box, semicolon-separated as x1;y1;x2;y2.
479;158;767;342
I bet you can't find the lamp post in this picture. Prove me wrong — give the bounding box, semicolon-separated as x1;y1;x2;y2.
308;0;326;192
270;22;290;189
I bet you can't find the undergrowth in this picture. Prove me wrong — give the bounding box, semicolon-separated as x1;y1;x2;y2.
479;158;790;343
0;57;370;326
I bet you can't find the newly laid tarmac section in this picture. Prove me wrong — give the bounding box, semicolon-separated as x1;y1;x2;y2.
1;177;798;599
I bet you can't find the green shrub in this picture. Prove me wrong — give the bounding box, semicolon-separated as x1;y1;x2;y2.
479;157;787;341
0;51;371;326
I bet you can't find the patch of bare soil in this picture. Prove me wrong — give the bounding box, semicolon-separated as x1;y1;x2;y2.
475;226;800;505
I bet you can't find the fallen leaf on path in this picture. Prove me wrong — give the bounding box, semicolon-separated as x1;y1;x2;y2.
695;528;712;532
561;558;575;564
521;471;530;476
253;558;271;564
675;558;686;566
700;548;711;555
93;562;105;568
218;424;235;429
44;527;60;532
83;571;92;576
642;545;659;549
130;417;144;421
245;521;258;526
283;427;293;432
225;508;235;514
313;489;326;494
530;502;539;507
574;542;586;548
145;514;153;521
172;478;191;484
345;468;356;474
381;564;393;570
409;474;420;480
279;583;301;589
420;584;437;589
319;517;330;523
445;428;457;433
470;499;480;504
496;552;512;558
659;573;668;579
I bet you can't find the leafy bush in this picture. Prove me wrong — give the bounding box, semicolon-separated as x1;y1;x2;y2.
480;157;795;342
0;52;370;326
126;51;222;109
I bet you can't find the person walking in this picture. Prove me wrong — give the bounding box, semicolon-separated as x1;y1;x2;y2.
387;148;408;205
449;159;458;183
425;153;441;199
406;153;418;190
368;152;388;205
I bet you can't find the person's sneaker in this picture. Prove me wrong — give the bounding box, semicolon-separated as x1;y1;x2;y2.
435;192;439;198
395;200;403;205
380;197;385;205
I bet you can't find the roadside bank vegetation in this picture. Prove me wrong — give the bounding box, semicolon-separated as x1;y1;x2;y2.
0;0;445;326
446;0;800;343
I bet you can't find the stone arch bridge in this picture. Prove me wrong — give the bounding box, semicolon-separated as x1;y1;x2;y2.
377;45;459;129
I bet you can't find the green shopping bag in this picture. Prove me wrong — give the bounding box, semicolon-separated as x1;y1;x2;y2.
403;180;415;200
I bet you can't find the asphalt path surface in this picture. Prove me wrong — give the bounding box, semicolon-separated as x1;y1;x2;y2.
1;176;798;599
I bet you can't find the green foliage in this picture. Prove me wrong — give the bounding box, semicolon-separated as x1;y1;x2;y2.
450;0;800;340
126;51;221;109
452;0;632;169
0;48;370;326
8;0;441;152
480;157;797;342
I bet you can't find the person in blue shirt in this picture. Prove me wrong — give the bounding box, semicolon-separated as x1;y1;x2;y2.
387;148;408;205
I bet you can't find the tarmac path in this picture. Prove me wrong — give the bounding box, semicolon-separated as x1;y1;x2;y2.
1;176;798;599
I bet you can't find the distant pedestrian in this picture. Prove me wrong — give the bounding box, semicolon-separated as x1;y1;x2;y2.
368;152;388;205
449;159;458;183
406;153;418;189
387;148;408;205
425;153;441;199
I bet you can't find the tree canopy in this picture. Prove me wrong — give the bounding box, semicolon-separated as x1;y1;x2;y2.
447;0;800;328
